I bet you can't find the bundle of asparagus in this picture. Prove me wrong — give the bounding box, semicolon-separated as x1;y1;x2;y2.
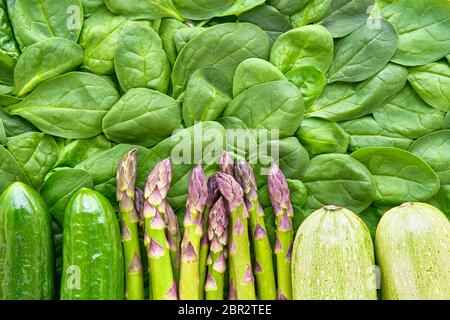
116;151;295;300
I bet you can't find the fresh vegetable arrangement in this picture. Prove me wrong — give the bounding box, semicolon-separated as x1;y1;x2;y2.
0;0;450;301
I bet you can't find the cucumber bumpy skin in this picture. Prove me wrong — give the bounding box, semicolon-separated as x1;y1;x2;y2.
0;182;55;300
292;205;377;300
376;202;450;300
60;188;124;300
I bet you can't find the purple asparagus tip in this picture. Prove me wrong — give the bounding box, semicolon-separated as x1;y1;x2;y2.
253;223;267;240
148;239;165;258
219;151;235;176
213;253;227;273
228;281;237;300
243;265;255;284
166;282;178;300
254;259;262;273
205;272;218;290
144;158;172;208
215;173;244;211
182;242;199;262
116;149;137;198
234;160;258;202
206;174;221;208
279;292;288;300
208;197;228;251
186;165;208;220
268;164;293;217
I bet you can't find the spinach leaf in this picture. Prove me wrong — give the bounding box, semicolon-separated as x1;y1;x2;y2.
409;130;450;184
54;135;113;168
40;168;94;226
0;93;20;107
444;112;450;129
9;72;120;139
319;0;373;38
0;0;19;85
270;0;310;15
159;19;188;66
300;153;375;214
171;23;271;98
137;121;226;208
79;9;132;75
270;25;334;74
182;67;232;127
339;116;414;152
217;0;266;17
408;62;450;112
428;186;450;219
0;108;36;138
0;118;6;145
0;52;14;85
224;80;305;138
7;132;58;189
12;0;83;50
291;0;332;27
286;66;325;108
377;0;450;66
327;19;398;83
359;205;385;239
173;27;204;53
13;38;84;97
76;144;149;204
307;63;408;121
103;88;182;148
115;22;170;93
409;129;450;217
237;5;293;43
233;58;286;97
0;145;31;193
352;147;440;206
296;117;350;156
80;0;106;17
251;137;310;186
104;0;183;20
173;0;235;20
373;85;445;139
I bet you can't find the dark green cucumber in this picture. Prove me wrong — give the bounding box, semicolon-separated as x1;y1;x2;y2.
61;188;124;300
0;182;54;300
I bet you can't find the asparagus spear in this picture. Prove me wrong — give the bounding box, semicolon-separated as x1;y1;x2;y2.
268;164;294;300
216;172;255;300
235;160;276;300
198;175;221;299
205;197;228;300
143;158;177;300
218;151;238;300
179;165;208;300
163;200;181;285
117;149;144;300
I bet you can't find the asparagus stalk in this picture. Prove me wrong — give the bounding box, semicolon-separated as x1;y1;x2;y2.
235;160;276;300
163;200;181;285
116;149;144;300
143;158;177;300
198;175;221;299
218;151;238;300
205;197;228;300
216;172;255;300
268;164;294;300
179;165;208;300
